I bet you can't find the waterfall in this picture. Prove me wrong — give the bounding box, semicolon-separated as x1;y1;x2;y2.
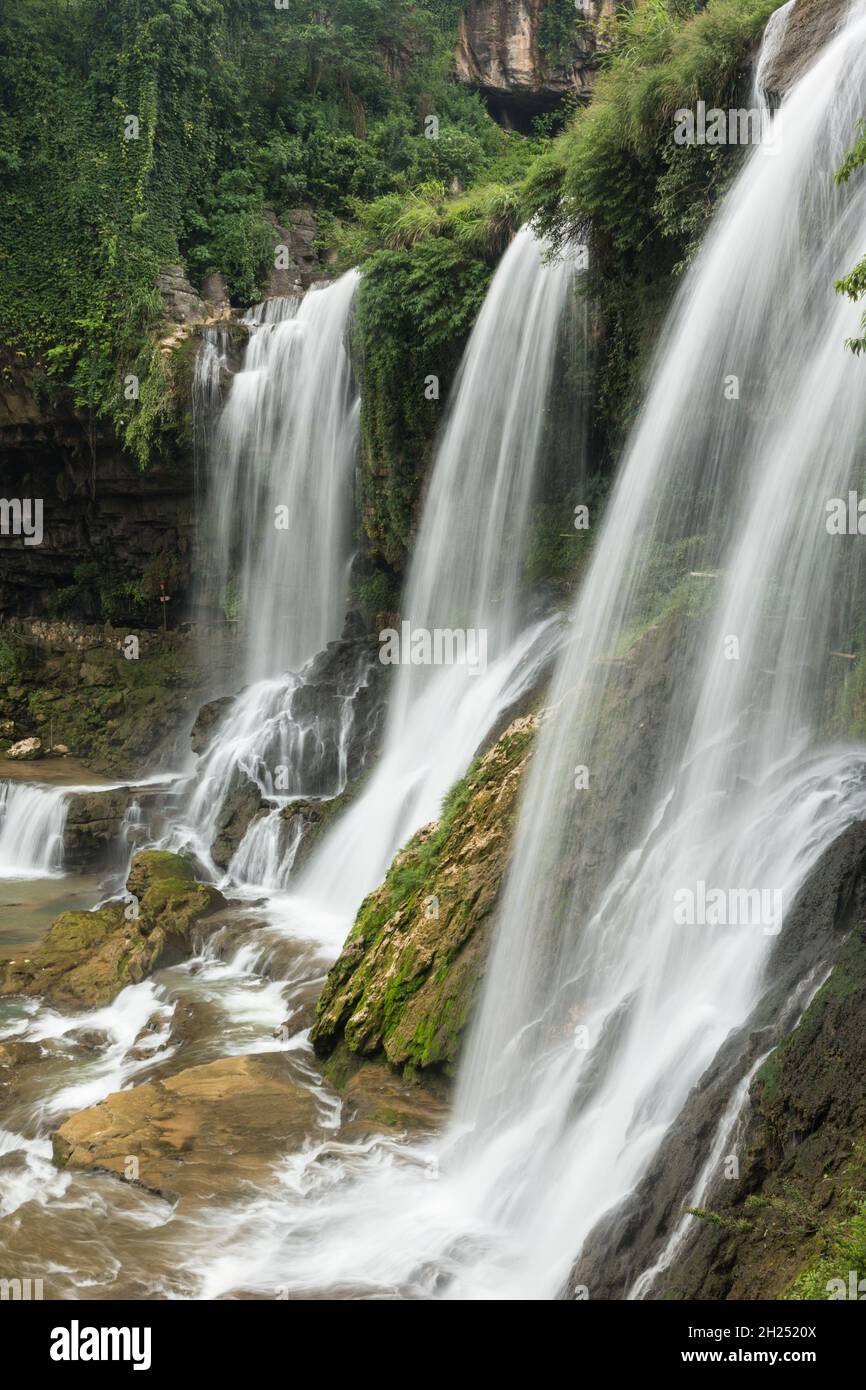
443;7;866;1298
198;271;360;682
192;325;231;497
172;272;363;865
752;0;795;108
0;783;68;878
293;227;581;920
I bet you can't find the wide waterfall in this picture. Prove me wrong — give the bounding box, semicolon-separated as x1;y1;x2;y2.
199;271;360;682
292;226;581;921
8;0;866;1317
447;6;866;1298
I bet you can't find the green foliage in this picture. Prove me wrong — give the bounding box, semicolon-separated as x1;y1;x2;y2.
0;0;508;470
350;569;400;617
353;234;494;568
221;577;240;624
0;634;27;682
54;561;148;624
788;1199;866;1300
834;120;866;353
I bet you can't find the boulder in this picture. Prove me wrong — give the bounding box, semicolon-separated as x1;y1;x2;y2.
311;716;539;1081
63;786;137;869
759;0;850;102
189;693;235;755
7;737;42;761
52;1053;319;1201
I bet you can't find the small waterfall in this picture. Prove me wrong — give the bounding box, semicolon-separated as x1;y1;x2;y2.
192;326;232;495
199;273;360;682
179;637;378;872
294;227;582;920
443;7;866;1299
753;0;796;109
0;783;68;878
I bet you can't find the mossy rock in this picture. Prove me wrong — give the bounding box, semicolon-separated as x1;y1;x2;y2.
311;715;538;1084
126;850;195;900
0;860;225;1008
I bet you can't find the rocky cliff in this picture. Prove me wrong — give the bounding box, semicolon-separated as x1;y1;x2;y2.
454;0;613;126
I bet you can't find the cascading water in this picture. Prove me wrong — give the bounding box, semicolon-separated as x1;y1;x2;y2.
170;272;365;866
291;227;581;923
9;6;866;1305
199;272;360;682
443;5;866;1299
0;782;67;878
114;5;866;1301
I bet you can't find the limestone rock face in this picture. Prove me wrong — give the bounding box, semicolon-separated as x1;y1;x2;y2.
156;265;207;325
263;207;321;298
52;1054;318;1201
454;0;612;124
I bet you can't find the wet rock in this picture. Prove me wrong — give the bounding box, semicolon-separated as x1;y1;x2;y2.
760;0;850;102
568;818;866;1300
189;693;235;755
210;775;265;868
330;1050;446;1141
126;849;195;899
0;851;225;1008
63;786;137;869
66;1028;111;1052
7;737;42;760
52;1053;319;1201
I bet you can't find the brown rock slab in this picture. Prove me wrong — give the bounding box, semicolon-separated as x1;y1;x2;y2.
52;1054;319;1201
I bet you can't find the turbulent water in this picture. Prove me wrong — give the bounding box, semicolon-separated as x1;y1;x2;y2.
4;6;866;1304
